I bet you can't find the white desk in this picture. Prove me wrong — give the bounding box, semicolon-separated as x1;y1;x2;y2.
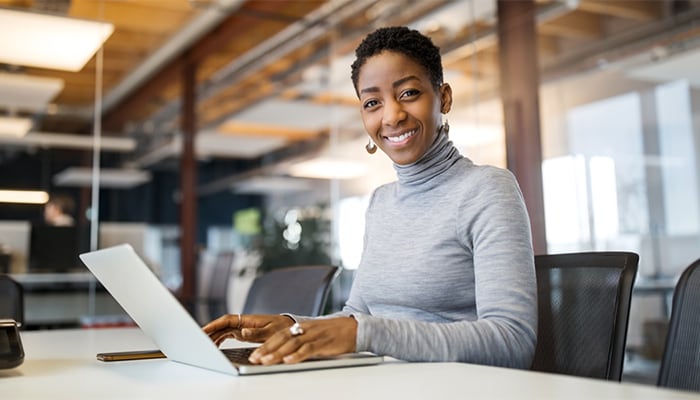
3;328;699;400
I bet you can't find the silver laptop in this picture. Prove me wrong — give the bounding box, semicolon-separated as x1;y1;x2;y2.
79;243;383;376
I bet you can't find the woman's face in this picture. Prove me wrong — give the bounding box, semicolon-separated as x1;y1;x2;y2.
357;50;451;165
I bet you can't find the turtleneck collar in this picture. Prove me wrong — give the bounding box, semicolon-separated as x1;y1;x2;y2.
393;130;463;186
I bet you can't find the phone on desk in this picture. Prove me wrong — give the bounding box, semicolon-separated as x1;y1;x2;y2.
96;349;166;362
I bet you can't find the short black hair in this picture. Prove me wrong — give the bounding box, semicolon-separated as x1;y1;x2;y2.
350;26;444;96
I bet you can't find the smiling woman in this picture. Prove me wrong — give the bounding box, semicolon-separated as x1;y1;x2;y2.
354;50;451;166
204;26;537;370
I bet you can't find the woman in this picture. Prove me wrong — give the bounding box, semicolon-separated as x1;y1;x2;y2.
204;26;537;369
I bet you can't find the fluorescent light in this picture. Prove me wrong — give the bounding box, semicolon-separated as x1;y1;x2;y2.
0;132;136;152
0;116;32;137
53;168;151;189
0;72;64;111
232;176;315;194
0;190;49;204
0;9;114;72
289;158;368;180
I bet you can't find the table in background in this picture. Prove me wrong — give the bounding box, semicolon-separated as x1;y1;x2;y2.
2;328;699;399
11;273;129;329
634;275;678;317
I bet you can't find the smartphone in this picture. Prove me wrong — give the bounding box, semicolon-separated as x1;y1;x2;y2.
96;349;166;362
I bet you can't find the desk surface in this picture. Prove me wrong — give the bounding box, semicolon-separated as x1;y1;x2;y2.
3;328;699;400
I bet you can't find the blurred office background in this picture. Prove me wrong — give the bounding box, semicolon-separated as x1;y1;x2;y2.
0;0;699;383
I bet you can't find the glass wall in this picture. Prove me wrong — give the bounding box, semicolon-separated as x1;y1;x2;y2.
540;67;700;355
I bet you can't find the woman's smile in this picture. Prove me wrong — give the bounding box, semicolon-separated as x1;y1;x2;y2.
384;128;418;145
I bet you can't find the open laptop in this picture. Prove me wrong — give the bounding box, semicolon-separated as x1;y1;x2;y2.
79;244;383;376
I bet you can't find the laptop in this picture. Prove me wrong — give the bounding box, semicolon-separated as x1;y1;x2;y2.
79;244;383;376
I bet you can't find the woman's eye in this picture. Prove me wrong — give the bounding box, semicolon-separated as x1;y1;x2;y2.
363;99;378;109
400;89;419;99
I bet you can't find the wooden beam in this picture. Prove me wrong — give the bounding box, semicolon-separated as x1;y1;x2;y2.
104;31;170;52
497;0;547;254
536;34;561;59
70;0;194;34
578;0;661;21
103;59;183;130
538;10;604;40
218;121;319;141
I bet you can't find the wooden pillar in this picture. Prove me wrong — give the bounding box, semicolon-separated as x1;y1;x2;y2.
179;55;198;311
497;0;547;254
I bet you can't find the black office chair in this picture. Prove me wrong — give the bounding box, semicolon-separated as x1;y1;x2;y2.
657;258;700;392
196;251;235;323
0;274;24;327
530;251;639;381
242;265;340;317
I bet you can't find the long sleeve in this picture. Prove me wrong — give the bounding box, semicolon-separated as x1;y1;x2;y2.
333;136;537;369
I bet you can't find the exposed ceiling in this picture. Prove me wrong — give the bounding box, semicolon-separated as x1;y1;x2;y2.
1;0;700;192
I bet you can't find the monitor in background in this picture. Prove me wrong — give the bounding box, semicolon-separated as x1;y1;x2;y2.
28;224;90;273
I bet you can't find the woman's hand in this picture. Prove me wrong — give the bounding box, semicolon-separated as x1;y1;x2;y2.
248;316;358;365
203;314;294;346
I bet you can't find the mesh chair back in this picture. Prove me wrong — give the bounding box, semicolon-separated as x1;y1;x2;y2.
200;251;235;321
657;258;700;392
531;252;638;381
243;265;340;316
0;274;24;326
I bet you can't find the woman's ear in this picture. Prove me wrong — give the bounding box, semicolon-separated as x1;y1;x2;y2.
439;83;453;114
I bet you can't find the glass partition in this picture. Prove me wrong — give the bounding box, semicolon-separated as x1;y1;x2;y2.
540;70;700;359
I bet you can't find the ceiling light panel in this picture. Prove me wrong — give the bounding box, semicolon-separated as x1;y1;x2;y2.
53;168;151;189
0;116;32;137
0;9;114;72
197;132;288;159
289;158;369;180
0;190;48;204
0;132;136;152
0;72;64;111
232;99;358;131
232;176;315;194
0;190;49;204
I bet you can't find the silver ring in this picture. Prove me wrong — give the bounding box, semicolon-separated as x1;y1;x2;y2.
289;323;304;336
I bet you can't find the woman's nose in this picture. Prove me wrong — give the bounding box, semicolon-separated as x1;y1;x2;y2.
382;100;406;126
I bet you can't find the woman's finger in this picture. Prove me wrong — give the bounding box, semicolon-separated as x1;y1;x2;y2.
251;323;323;364
282;341;316;364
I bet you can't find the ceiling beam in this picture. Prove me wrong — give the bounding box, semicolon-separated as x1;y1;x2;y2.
102;1;327;133
538;11;604;40
577;0;661;21
218;121;320;141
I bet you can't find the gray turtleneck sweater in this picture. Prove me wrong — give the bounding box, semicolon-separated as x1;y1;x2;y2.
333;132;537;369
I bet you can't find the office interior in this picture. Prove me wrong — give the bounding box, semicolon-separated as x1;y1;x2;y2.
0;0;699;386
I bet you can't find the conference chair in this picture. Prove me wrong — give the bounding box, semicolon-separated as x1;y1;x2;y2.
530;251;639;381
196;251;235;323
657;258;700;392
0;274;24;327
242;265;340;316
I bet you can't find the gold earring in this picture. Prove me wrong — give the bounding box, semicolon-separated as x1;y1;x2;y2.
365;139;377;154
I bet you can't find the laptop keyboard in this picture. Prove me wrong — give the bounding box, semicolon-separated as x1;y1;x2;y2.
221;347;256;365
